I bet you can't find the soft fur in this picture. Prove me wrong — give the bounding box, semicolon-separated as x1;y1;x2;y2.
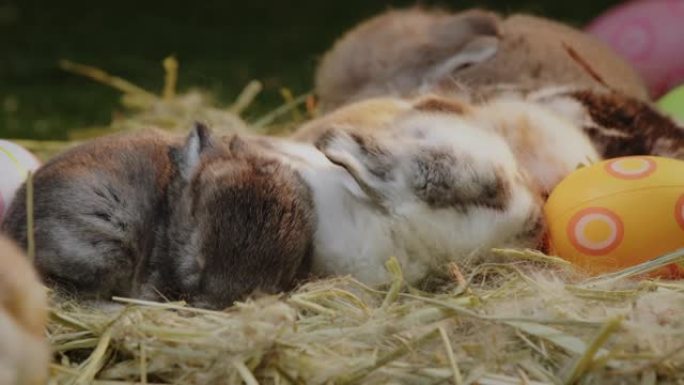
0;235;49;385
292;88;684;281
291;98;546;285
305;7;684;283
315;7;649;111
1;125;316;309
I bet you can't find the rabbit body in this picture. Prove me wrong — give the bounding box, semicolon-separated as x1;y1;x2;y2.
2;129;176;299
290;97;551;284
2;126;315;309
315;7;649;111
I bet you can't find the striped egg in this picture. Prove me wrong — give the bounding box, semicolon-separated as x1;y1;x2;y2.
0;140;41;223
544;156;684;278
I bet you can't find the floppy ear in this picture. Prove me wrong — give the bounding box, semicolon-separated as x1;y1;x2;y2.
427;10;501;81
435;9;502;39
316;128;393;211
176;122;213;180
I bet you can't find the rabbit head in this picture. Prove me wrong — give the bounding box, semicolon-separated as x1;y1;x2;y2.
163;125;316;309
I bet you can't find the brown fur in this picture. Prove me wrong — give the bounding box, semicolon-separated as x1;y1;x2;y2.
294;97;410;142
569;91;684;159
2;126;316;309
315;8;649;111
170;137;315;307
446;14;648;98
413;95;471;115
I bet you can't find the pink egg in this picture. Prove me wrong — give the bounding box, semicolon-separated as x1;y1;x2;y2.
0;140;41;223
587;0;684;98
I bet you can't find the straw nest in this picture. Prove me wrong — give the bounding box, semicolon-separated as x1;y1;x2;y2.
26;60;684;385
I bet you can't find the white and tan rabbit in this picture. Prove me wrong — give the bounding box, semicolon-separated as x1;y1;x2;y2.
315;7;649;111
289;96;547;285
295;95;601;194
2;124;316;309
0;235;49;385
292;91;684;285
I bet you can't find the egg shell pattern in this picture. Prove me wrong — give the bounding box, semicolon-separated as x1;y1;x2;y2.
545;156;684;277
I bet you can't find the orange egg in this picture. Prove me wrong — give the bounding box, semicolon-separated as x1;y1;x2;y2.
544;156;684;277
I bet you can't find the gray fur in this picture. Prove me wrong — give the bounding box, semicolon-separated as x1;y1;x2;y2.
1;125;315;309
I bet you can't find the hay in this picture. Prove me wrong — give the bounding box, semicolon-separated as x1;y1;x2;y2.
23;60;684;384
47;253;684;385
18;57;309;160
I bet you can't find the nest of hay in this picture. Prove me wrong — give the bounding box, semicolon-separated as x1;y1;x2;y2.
48;252;684;385
25;61;684;384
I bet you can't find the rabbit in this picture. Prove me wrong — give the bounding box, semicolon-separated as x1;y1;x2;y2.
0;234;49;385
314;7;649;111
158;129;315;308
288;96;547;285
522;87;684;160
457;84;684;160
1;124;315;309
293;91;684;279
295;94;601;194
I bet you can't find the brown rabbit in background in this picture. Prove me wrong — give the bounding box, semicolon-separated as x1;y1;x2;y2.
0;235;49;385
315;7;650;111
1;124;315;309
310;6;684;187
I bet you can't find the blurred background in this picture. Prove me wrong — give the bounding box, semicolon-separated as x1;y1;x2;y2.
1;0;625;140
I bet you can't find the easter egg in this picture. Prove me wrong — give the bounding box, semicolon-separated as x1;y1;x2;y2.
544;156;684;277
657;85;684;123
0;140;41;223
586;0;684;98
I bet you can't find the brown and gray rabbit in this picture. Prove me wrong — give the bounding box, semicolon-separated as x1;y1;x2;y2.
1;124;315;309
315;7;650;111
0;234;49;385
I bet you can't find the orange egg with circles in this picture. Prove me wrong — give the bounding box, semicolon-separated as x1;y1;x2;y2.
544;156;684;277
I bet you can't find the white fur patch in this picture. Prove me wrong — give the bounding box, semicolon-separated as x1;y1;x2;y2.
181;130;202;180
273;112;542;286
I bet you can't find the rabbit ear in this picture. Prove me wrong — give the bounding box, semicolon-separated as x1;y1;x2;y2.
434;9;502;40
427;10;501;81
426;36;499;83
176;122;213;180
316;128;393;211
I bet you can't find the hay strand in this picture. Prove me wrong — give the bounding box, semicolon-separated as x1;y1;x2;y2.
25;170;35;262
161;56;178;101
59;60;157;103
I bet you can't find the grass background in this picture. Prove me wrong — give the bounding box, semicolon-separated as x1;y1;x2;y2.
0;0;624;140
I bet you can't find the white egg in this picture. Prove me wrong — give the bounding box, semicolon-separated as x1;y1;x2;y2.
0;140;41;223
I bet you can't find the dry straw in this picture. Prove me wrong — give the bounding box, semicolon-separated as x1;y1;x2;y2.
24;59;684;384
47;252;684;385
